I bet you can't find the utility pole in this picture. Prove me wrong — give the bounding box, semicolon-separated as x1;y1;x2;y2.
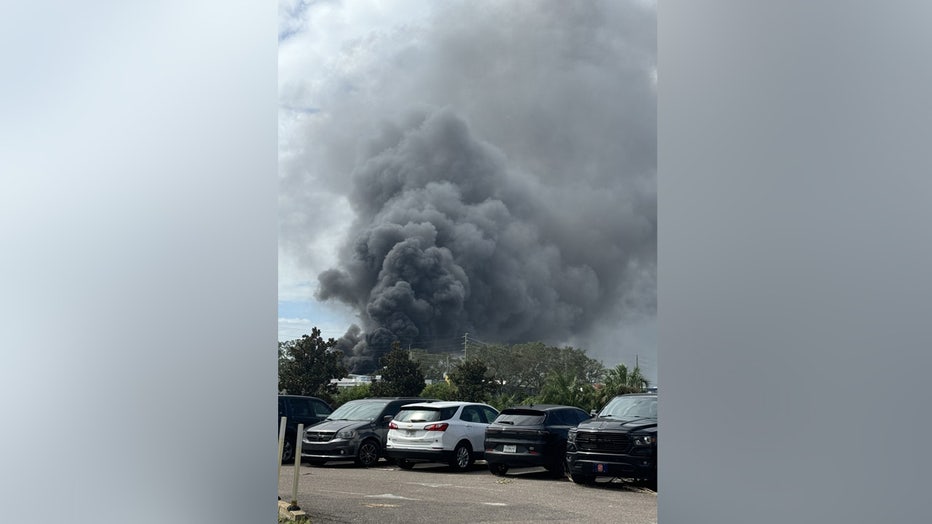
463;332;468;359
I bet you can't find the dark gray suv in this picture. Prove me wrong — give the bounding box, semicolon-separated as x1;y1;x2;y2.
302;397;433;467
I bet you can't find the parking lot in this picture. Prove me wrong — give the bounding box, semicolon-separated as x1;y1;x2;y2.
278;459;657;523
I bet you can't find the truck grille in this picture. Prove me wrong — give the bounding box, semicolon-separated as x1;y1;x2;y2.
304;431;334;443
575;432;632;453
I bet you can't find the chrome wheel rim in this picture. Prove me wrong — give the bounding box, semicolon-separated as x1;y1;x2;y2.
455;446;469;468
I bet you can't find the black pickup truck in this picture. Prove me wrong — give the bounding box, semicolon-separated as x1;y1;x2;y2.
564;393;657;490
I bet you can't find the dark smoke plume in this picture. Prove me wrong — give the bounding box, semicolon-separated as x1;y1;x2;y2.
282;1;657;374
319;106;651;373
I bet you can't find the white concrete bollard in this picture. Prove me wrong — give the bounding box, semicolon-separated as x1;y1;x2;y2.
290;423;305;510
278;416;287;485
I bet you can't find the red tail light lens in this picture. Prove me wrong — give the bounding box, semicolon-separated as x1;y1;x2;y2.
389;421;399;429
423;423;449;431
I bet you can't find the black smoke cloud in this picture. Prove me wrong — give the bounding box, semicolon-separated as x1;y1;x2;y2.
319;107;649;372
282;1;656;374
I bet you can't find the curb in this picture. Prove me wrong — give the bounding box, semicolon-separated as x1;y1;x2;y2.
278;500;309;522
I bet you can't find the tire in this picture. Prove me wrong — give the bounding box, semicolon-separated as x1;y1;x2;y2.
355;439;380;467
488;462;509;477
646;473;657;492
545;459;565;479
545;444;566;479
397;458;415;470
449;442;473;472
281;437;294;464
570;473;596;485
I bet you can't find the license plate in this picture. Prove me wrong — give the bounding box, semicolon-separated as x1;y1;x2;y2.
593;463;608;473
503;444;516;453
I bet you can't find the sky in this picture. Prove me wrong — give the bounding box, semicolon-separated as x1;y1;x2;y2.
278;0;657;382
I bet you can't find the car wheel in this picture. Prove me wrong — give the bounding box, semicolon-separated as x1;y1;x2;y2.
281;438;294;464
570;473;596;485
488;462;508;476
355;439;380;467
546;444;566;479
646;473;657;492
545;458;565;479
397;458;415;470
449;442;473;472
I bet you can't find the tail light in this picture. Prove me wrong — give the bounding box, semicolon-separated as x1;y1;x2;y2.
423;423;449;431
389;421;399;429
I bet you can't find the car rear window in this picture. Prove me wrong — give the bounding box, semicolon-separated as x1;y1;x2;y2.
546;408;589;426
394;406;458;422
494;409;546;426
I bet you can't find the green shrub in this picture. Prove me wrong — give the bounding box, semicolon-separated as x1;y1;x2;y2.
330;384;372;408
420;380;458;401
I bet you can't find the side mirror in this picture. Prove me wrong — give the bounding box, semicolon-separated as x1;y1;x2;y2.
590;409;598;417
382;415;394;424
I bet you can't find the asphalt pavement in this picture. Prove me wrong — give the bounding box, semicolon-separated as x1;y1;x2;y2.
278;459;657;524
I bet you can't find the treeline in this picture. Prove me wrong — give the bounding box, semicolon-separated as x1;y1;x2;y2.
278;328;650;413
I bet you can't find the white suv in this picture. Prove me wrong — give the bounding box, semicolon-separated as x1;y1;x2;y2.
384;401;499;471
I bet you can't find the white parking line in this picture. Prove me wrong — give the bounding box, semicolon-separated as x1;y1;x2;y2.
317;490;366;496
366;493;420;501
406;482;454;488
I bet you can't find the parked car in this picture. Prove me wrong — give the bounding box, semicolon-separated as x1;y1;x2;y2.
278;395;333;463
484;404;591;478
384;401;500;471
301;397;433;467
564;393;657;490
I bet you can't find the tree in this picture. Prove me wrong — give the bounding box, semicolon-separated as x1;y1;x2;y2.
331;383;372;408
469;342;605;398
535;370;599;412
596;363;650;407
486;391;529;412
408;349;454;381
447;358;498;403
278;328;346;402
369;342;425;397
420;381;458;401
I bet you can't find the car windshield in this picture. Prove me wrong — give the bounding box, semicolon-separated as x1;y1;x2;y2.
394;406;458;423
598;396;657;419
326;401;389;421
494;409;546;426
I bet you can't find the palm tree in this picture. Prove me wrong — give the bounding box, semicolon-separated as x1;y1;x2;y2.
596;364;649;407
536;370;598;411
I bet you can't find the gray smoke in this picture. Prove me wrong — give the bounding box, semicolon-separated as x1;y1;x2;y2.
281;0;656;374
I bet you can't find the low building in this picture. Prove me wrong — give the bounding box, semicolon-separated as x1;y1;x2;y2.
330;374;380;389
